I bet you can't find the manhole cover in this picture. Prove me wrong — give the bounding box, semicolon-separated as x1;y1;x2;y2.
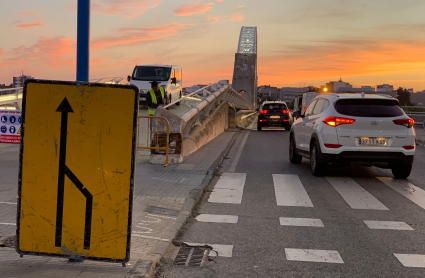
174;247;210;267
0;236;15;248
145;206;179;216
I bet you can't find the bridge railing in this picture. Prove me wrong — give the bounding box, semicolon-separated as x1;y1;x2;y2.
164;80;253;137
0;87;23;109
401;106;425;126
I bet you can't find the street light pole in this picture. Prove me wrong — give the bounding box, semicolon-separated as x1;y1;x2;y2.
76;0;90;82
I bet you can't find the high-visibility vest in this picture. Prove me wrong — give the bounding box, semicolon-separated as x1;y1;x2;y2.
148;87;165;115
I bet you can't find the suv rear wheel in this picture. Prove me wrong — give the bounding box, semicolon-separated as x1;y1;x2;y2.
391;164;412;179
310;141;326;176
289;135;302;164
257;122;262;131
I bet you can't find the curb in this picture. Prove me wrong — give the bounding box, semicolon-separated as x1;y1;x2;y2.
127;129;241;278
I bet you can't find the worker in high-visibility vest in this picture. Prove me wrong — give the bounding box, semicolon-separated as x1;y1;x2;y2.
146;81;167;115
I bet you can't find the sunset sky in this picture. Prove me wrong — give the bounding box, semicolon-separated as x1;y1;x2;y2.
1;0;425;90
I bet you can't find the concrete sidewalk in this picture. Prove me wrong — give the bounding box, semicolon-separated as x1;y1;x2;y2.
0;129;241;278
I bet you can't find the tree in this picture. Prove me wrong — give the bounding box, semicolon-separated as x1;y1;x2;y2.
397;87;412;106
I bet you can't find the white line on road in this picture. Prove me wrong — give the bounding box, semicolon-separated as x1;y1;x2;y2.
208;173;246;204
363;220;413;230
394;254;425;268
184;243;233;257
228;131;250;173
273;174;314;207
131;234;170;241
196;214;238;224
279;217;324;227
378;177;425;210
285;248;344;264
325;177;389;210
0;223;16;226
0;201;17;205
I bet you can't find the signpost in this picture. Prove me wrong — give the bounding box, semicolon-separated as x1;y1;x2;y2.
17;80;138;263
0;110;21;144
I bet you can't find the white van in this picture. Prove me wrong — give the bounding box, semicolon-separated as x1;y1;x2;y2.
301;92;321;113
128;65;183;105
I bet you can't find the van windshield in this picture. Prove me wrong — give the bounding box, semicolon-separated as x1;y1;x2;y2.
132;66;171;81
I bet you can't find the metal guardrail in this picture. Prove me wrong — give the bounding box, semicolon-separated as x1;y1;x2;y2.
0;87;23;109
137;116;170;166
176;80;254;137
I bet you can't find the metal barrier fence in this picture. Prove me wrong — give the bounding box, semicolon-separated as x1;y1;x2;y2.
137;116;170;166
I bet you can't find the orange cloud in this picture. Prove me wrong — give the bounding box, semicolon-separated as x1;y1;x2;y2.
16;20;45;29
91;23;191;49
216;0;225;2
258;39;425;89
67;0;162;18
0;49;3;56
238;5;246;9
230;12;244;22
174;1;213;16
4;37;75;69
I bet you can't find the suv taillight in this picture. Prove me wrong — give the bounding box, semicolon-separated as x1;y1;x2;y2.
282;110;289;113
260;110;268;114
323;116;355;127
393;118;414;128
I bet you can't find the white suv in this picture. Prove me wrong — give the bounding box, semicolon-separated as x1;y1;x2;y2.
289;93;416;178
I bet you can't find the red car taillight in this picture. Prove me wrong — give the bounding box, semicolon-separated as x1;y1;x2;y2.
403;145;415;150
393;118;414;128
282;110;289;113
260;110;267;114
323;116;355;127
324;144;342;148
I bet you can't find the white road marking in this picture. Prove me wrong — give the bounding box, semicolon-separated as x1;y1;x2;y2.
279;217;324;227
273;174;313;207
184;242;233;257
0;201;17;205
228;132;250;173
378;177;425;210
285;248;344;264
0;223;16;226
394;254;425;268
325;177;389;210
208;173;246;204
196;214;238;224
363;220;413;230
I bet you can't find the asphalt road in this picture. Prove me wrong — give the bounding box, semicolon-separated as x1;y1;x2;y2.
157;122;425;278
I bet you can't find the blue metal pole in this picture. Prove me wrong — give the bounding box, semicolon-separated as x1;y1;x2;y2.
76;0;90;82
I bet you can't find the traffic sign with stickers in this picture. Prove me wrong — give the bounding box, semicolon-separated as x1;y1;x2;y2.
17;80;138;263
0;110;21;144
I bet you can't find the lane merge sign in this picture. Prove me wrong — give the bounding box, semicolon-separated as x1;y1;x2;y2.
17;80;138;263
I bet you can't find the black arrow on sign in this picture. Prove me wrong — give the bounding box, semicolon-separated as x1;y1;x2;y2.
55;97;93;250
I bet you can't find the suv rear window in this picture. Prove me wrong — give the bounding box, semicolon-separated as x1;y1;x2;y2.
263;103;287;110
335;99;404;117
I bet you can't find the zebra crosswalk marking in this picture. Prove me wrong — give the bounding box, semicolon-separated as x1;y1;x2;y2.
378;177;425;210
326;177;389;210
273;174;314;207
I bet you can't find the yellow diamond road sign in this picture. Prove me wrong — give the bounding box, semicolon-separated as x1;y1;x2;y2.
17;80;138;263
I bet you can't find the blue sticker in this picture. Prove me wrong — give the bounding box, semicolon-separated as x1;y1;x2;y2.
1;116;7;123
10;116;16;124
9;126;16;134
18;116;21;124
1;126;6;133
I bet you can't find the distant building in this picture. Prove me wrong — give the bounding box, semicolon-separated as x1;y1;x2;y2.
0;84;14;95
184;84;208;94
336;86;375;93
258;85;280;100
326;79;352;93
13;74;33;88
377;84;394;93
408;88;414;94
280;87;315;102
